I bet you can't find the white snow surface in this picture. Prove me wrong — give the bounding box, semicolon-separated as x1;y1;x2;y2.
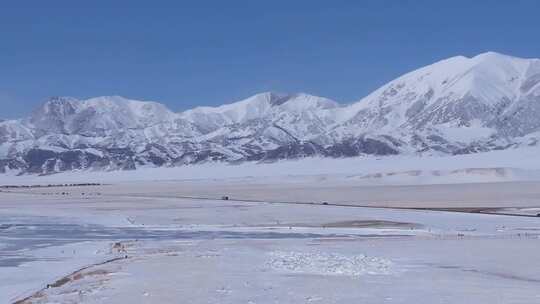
267;251;392;276
0;241;115;304
3;193;540;303
2;145;539;185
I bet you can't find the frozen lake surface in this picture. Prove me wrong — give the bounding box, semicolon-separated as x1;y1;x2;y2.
0;215;357;268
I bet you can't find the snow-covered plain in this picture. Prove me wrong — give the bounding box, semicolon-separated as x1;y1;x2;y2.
2;147;540;303
2;177;540;303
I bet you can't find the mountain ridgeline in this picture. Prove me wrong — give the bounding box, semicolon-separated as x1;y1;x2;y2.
2;52;540;174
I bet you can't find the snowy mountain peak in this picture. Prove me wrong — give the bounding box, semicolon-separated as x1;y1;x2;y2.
252;91;338;109
2;52;540;175
470;51;528;62
180;92;339;129
352;52;535;109
33;96;80;116
29;96;81;134
247;91;289;105
81;95;174;121
83;95;165;109
336;52;540;147
277;93;340;110
25;95;177;138
43;95;79;104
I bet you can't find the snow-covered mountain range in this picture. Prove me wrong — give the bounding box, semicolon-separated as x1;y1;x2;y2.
2;52;540;174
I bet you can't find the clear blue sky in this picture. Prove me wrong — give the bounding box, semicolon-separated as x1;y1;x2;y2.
1;0;540;117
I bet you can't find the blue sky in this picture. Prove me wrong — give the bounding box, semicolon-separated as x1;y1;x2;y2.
1;0;540;117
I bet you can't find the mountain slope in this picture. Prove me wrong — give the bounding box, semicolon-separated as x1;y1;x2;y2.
2;52;540;175
330;52;540;153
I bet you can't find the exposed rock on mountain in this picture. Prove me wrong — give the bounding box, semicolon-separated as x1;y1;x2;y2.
2;52;539;174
